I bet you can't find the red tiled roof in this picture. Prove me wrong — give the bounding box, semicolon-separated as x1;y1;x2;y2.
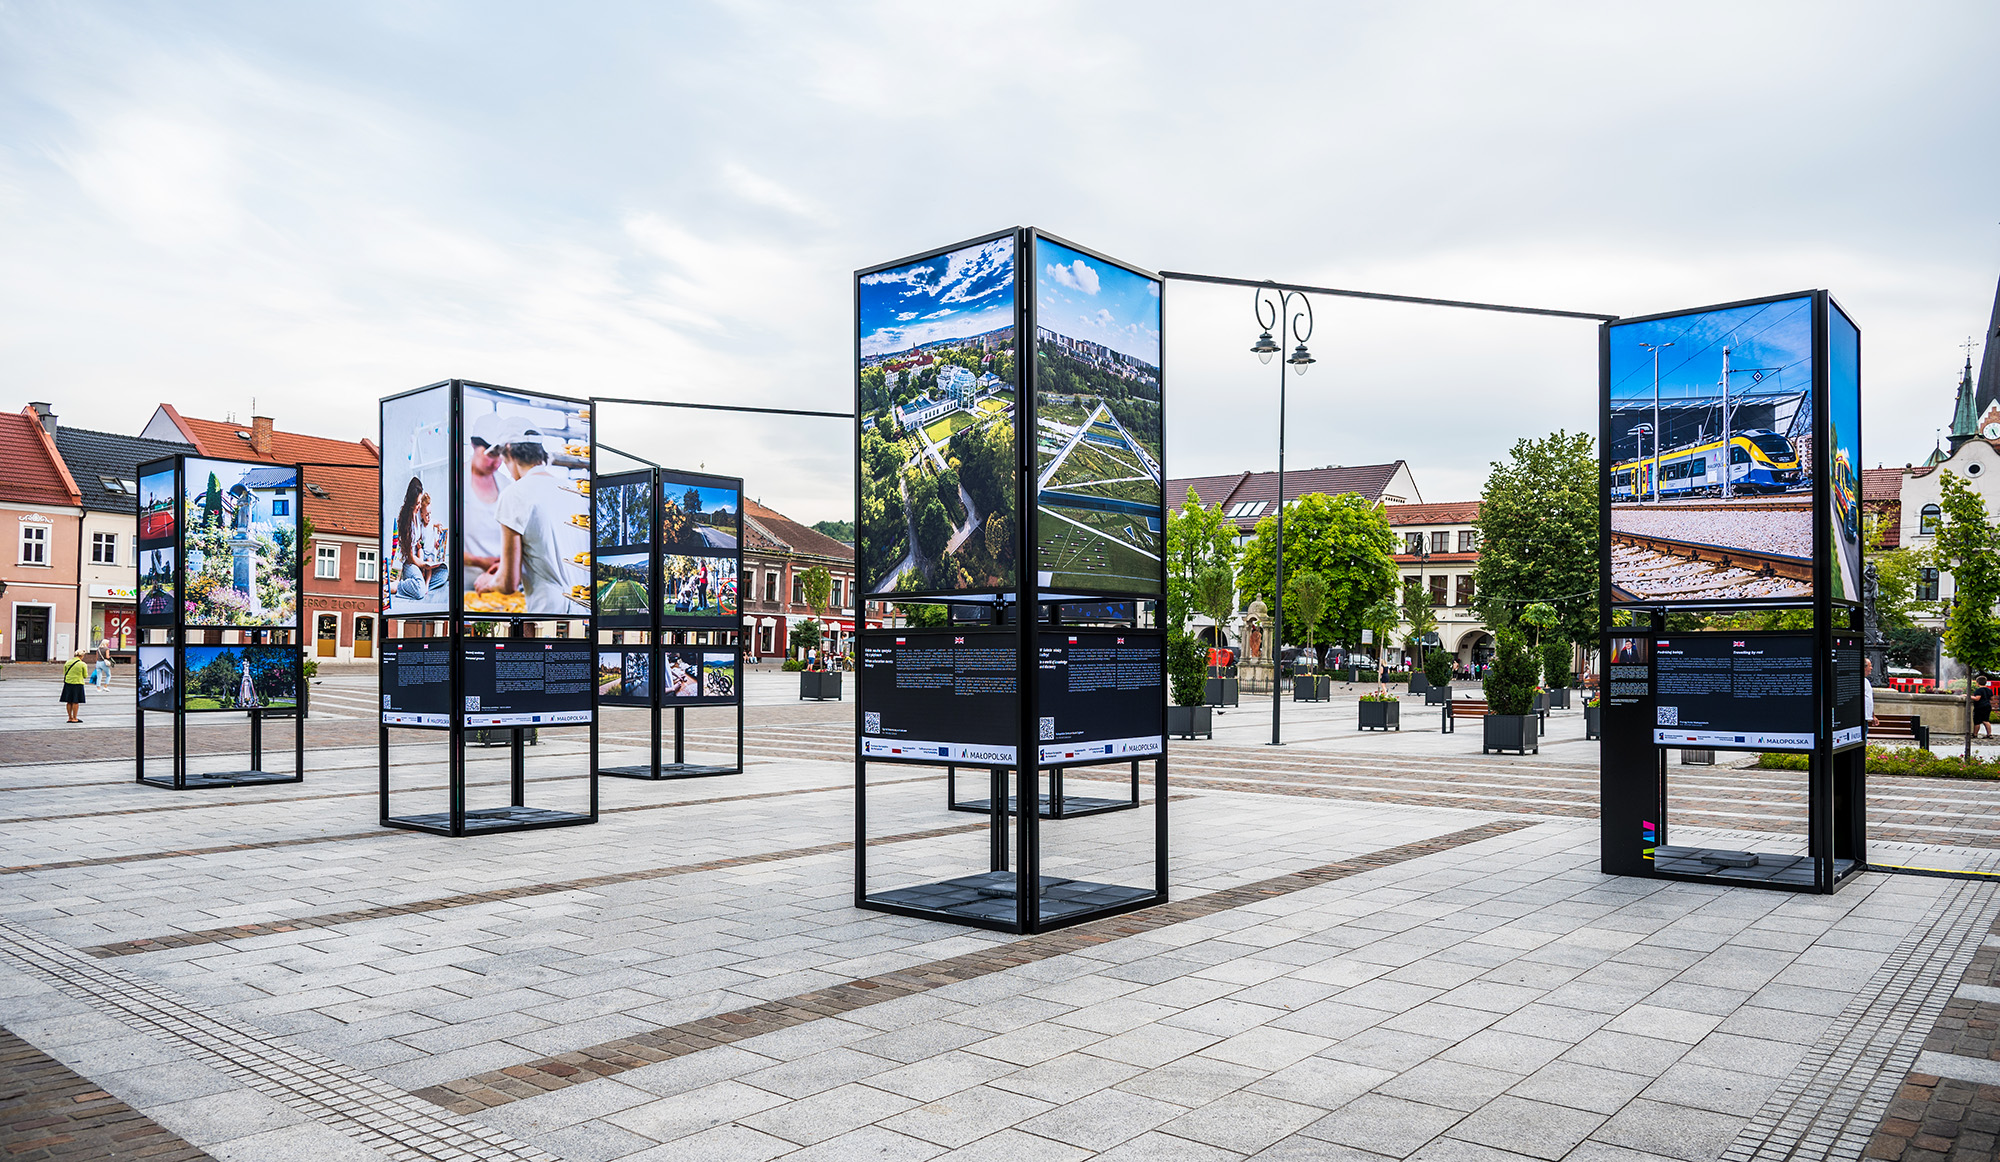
301;464;381;538
159;404;378;468
743;498;854;563
1393;552;1478;566
1862;468;1902;502
1384;501;1480;526
1168;463;1410;530
0;412;81;508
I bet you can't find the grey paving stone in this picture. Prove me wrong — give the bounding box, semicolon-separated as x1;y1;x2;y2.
990;1050;1144;1104
1017;1087;1186;1151
1589;1097;1744;1162
1247;1057;1396;1108
1319;1026;1455;1072
1090;1129;1251;1160
879;1083;1055;1148
1638;1060;1782;1117
1116;1055;1268;1107
738;1080;918;1145
756;1124;945;1162
1506;1059;1653;1116
1376;1059;1523;1113
1085;1022;1226;1069
865;1050;1017;1102
606;1079;789;1143
1161;1090;1329;1154
616;1122;795;1162
1445;1094;1605;1159
1302;1092;1464;1156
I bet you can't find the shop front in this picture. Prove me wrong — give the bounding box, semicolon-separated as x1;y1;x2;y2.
88;584;137;659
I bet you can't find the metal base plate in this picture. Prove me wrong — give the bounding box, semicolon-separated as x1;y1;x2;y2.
385;806;593;835
866;871;1155;925
1653;845;1860;888
138;770;301;790
949;793;1137;819
600;764;740;780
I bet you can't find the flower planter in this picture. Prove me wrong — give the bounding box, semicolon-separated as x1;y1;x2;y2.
1424;685;1453;706
1546;687;1571;709
1482;713;1539;755
1533;690;1549;714
1293;675;1330;702
1584;704;1601;740
1409;673;1430;695
799;671;843;701
1168;704;1212;739
1205;677;1240;707
1358;700;1400;731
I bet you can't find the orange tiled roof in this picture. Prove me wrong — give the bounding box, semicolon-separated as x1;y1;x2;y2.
160;406;378;540
0;411;81;508
1384;501;1480;526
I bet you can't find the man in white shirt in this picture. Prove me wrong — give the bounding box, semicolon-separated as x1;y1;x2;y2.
1863;657;1876;728
479;425;588;616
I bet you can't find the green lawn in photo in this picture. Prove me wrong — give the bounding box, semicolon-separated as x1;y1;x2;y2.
1037;507;1161;592
597;578;650;613
923;409;983;445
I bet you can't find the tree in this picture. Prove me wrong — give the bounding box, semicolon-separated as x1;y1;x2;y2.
1471;431;1598;646
1541;640;1572;689
1192;565;1235;648
1935;471;2000;759
1165;486;1237;635
1236;492;1398;651
917;498;953;564
801;565;832;625
1400;581;1438;663
1287;571;1330;657
682;487;704;515
792;619;821;656
204;472;223;527
1483;629;1537;715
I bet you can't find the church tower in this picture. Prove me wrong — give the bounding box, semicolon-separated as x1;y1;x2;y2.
1949;354;1978;452
1978;274;2000;418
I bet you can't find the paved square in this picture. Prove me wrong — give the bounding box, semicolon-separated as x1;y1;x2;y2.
1;669;1997;1160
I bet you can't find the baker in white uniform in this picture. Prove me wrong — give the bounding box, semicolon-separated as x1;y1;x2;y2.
463;412;517;590
475;421;589;616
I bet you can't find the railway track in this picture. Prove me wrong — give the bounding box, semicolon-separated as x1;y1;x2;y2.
1610;534;1813;601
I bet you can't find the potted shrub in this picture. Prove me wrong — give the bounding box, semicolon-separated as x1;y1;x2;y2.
1481;630;1539;754
1358;689;1399;731
1289;571;1331;703
1423;650;1454;705
1193;564;1239;707
1542;639;1572;709
1584;693;1602;740
1167;632;1212;739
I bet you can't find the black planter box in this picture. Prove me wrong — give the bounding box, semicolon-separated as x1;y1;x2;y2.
1409;673;1429;694
1533;690;1549;714
1585;704;1601;739
1169;704;1212;739
1424;685;1453;706
1546;687;1571;709
1358;700;1399;731
1205;677;1240;707
799;670;843;701
1482;713;1539;755
1293;675;1330;702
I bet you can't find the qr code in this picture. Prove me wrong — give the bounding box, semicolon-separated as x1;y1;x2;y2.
465;696;481;712
381;695;391;709
1657;706;1679;726
1039;716;1055;741
864;712;881;735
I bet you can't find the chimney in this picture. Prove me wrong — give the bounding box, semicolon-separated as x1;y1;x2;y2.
26;402;54;436
250;415;273;456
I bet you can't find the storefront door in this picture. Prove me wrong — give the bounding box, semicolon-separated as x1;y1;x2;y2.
14;608;48;662
353;615;373;658
316;613;339;657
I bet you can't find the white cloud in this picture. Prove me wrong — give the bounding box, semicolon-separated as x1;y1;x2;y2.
1046;258;1101;295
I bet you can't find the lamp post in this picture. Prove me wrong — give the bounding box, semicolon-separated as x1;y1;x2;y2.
1251;287;1314;746
1412;535;1430;672
1638;341;1671;503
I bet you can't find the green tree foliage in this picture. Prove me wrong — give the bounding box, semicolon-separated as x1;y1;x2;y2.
800;565;832;622
1400;580;1438;655
1192;565;1235;642
811;519;854;543
1518;602;1558;646
1483;629;1537;715
1423;648;1455;687
1287;571;1330;651
681;487;703;515
1471;431;1598;644
950;420;1012;517
1165;487;1237;634
1236;492;1398;649
936;465;967;525
203;472;223;527
1541;640;1572;688
897;601;947;628
1167;632;1207;707
792;619;821;655
1935;471;2000;757
917;499;953;563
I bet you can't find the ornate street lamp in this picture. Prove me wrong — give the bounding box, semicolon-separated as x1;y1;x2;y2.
1252;286;1313;745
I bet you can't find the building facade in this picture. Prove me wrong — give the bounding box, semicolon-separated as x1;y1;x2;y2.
44;408;195;660
142;406;381;660
740;499;889;661
1384;501;1493;669
0;408;83;662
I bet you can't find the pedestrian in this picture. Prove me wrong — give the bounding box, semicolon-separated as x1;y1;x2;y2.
92;634;114;687
60;650;92;722
1975;676;1993;740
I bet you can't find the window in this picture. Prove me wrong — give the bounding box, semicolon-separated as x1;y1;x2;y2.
832;579;845;609
1405;532;1425;556
792;575;805;606
1430;531;1451;554
1918;567;1940;602
1919;504;1940;537
315;544;340;579
272;498;290;516
91;532;118;564
1429;575;1447;606
764;573;778;603
97;476;136;496
19;524;46;565
1227;501;1266;519
1458;530;1479;553
1456;575;1475;607
356;548;379;582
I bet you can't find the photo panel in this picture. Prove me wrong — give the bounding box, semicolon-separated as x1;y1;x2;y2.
138;545;176;625
462;383;592;618
597;648;652;706
137;644;176;711
857;233;1020;597
595;552;652;623
181;644;299;712
594;471;653;552
1605;294;1816;606
138;462;177;545
1827;300;1861;604
658;473;740;555
655;648;737;705
181;458;300;628
381;385;452;618
659;553;737;624
1032;236;1164;596
700;651;736;700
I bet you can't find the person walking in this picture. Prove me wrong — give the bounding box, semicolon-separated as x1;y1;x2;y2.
1975;676;1994;741
60;650;92;722
91;634;114;688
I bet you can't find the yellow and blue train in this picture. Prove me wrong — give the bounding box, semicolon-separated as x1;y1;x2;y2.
1609;428;1802;501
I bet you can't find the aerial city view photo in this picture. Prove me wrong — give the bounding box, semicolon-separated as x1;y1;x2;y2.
1606;294;1818;604
1032;237;1163;594
857;234;1019;595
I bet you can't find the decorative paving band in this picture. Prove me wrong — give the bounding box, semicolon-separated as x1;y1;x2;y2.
1861;895;2000;1160
0;1026;214;1161
0;916;562;1162
412;817;1535;1115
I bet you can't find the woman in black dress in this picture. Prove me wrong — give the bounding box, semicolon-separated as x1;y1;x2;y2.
59;650;92;723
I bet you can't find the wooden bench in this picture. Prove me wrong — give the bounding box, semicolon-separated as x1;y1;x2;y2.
1441;699;1488;733
1870;714;1929;749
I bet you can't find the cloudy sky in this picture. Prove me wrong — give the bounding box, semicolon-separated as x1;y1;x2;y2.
3;1;1996;524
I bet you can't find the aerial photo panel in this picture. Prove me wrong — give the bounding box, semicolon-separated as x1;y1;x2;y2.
1605;294;1816;605
1032;237;1163;596
857;234;1019;597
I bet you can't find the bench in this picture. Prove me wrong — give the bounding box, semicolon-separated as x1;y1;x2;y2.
1441;699;1488;733
1870;713;1929;749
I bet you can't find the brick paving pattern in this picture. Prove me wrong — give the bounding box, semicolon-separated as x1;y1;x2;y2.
0;1026;213;1161
1866;902;2000;1161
